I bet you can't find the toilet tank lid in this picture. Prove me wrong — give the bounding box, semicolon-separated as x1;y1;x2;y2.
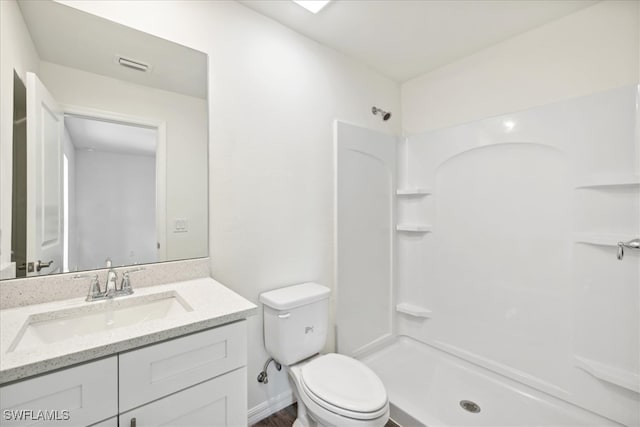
260;283;330;310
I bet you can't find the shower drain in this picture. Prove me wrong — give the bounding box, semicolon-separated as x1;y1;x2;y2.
459;400;481;413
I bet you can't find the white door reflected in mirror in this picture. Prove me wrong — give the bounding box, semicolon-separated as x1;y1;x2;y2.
24;72;63;277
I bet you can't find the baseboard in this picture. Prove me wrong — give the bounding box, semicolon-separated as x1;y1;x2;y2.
247;390;295;425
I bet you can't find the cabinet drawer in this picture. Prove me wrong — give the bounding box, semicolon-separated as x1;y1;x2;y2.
119;321;246;412
0;357;117;427
120;367;247;427
88;417;117;427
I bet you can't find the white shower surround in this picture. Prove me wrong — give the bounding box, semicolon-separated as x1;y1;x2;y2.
336;85;639;426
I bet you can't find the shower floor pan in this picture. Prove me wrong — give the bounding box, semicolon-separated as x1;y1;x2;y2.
361;337;618;426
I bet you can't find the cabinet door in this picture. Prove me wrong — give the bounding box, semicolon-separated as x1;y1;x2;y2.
119;321;246;412
120;367;247;427
0;357;117;426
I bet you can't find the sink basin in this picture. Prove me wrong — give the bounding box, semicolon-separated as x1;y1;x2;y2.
9;291;192;352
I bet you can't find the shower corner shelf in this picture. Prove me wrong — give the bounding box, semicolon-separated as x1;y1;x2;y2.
574;173;640;189
573;232;630;247
574;355;640;393
396;224;432;233
396;188;432;196
396;303;432;319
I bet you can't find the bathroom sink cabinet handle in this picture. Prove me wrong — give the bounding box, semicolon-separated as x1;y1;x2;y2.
130;417;136;427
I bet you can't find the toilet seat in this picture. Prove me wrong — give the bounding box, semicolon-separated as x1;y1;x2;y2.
300;354;388;420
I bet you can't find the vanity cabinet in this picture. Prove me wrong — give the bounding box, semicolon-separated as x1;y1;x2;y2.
0;357;117;426
0;321;247;427
88;417;118;427
118;320;247;426
120;368;246;426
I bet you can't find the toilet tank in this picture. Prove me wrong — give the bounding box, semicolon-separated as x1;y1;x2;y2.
260;283;330;365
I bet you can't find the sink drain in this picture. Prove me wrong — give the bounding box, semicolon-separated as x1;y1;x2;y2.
459;400;481;413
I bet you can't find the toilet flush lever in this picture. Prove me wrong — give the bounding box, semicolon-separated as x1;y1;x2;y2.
278;313;291;319
617;238;640;260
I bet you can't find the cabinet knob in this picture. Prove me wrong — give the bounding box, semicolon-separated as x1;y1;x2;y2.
130;417;137;427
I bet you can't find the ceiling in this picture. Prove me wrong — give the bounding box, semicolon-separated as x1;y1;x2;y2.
65;115;157;157
238;0;598;82
18;0;207;99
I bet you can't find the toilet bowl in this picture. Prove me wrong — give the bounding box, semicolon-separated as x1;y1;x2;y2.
288;353;389;427
260;283;390;427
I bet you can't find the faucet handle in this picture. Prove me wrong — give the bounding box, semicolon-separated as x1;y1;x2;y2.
120;267;145;295
74;274;102;301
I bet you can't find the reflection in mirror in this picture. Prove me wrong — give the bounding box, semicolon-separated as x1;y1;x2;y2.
64;115;158;271
0;0;208;280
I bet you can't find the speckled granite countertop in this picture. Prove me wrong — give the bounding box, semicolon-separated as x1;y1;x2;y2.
0;277;257;385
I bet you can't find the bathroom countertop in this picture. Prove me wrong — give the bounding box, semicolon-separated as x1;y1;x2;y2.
0;277;257;385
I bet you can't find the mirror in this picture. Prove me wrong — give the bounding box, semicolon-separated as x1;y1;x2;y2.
0;0;208;279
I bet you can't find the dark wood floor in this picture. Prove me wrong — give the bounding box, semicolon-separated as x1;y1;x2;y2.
252;404;297;427
251;403;400;427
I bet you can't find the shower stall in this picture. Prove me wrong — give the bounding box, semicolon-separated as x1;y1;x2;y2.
335;85;639;426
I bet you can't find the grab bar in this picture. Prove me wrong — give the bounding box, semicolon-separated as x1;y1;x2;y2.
617;238;640;260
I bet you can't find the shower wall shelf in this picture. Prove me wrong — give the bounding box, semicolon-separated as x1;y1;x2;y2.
574;232;631;247
396;303;432;319
574;173;640;189
396;188;432;196
574;355;640;393
396;224;432;233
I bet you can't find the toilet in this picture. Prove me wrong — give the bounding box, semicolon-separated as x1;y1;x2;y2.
260;283;390;427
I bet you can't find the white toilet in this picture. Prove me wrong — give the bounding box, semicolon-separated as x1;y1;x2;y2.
260;283;390;427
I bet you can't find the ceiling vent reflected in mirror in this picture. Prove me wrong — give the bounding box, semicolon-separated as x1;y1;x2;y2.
116;56;151;73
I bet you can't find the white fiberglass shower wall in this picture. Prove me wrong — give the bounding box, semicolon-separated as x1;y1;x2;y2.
400;85;638;424
335;121;396;357
336;2;639;423
337;87;639;426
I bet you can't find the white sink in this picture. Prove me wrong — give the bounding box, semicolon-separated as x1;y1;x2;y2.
9;291;192;353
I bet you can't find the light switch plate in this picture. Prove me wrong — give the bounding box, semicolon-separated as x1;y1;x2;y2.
174;218;188;233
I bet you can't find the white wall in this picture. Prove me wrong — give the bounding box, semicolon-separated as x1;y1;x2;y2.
57;0;401;417
74;149;156;270
402;0;640;134
0;0;40;276
39;61;208;262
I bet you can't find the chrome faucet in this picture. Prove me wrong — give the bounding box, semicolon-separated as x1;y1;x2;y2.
74;261;145;302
